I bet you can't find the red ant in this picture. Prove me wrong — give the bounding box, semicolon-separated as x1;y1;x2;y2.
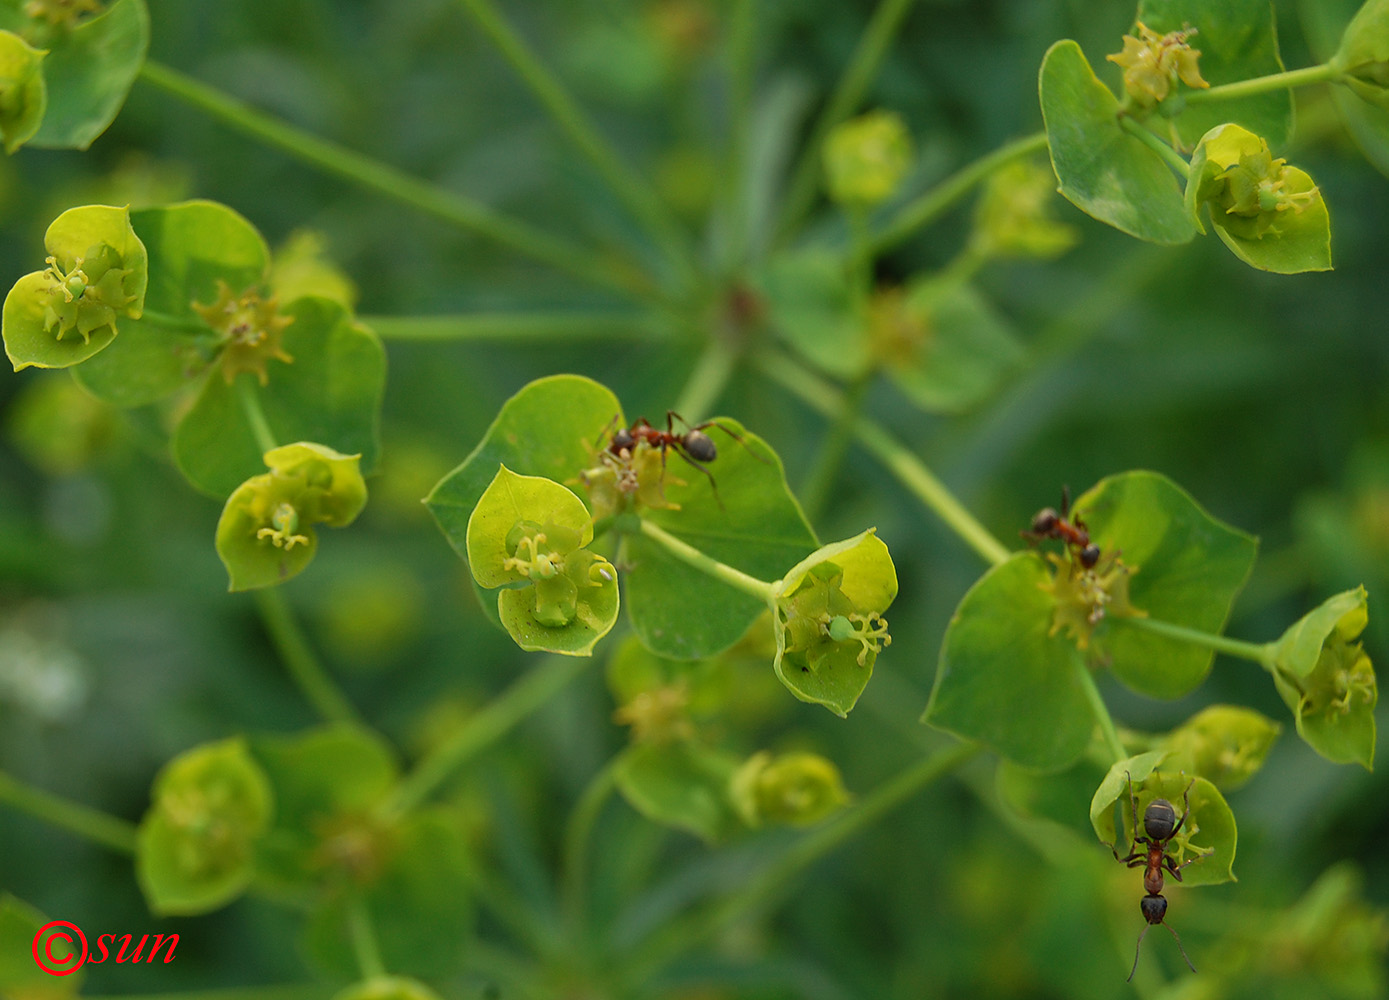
1111;772;1208;981
1022;486;1101;569
602;411;763;508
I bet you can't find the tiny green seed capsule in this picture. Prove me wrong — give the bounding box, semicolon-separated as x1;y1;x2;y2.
828;615;856;642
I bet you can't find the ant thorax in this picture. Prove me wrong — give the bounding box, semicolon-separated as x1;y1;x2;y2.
1040;548;1146;649
578;436;686;519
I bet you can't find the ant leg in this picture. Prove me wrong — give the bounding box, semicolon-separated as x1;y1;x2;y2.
1174;776;1196;835
1060;484;1072;519
1163;921;1197;973
673;445;724;508
695;418;772;465
1127;923;1152;982
1165;846;1213;882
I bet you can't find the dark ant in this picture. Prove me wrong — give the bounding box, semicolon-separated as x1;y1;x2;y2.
1022;486;1101;569
1111;772;1209;981
602;411;764;508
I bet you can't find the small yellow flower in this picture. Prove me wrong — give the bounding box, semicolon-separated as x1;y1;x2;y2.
1107;22;1210;107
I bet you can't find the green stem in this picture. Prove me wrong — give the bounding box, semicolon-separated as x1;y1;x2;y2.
754;351;1012;567
871;131;1049;254
778;0;923;239
382;655;589;819
137;61;653;301
235;375;278;455
623;741;980;984
1124;616;1273;667
635;520;776;600
562;758;619;939
1074;661;1127;764
798;370;873;523
1184;63;1340;105
1119;117;1189;179
347;895;387;979
723;0;757;266
252;589;360;725
453;0;698;286
0;770;138;854
673;337;739;421
362;311;667;343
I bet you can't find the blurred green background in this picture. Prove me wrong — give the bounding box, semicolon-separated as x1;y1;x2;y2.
1;0;1387;997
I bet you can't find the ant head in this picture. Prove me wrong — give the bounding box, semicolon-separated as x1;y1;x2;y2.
1079;543;1101;569
610;427;636;453
683;429;717;463
1139;893;1168;925
1142;799;1178;841
1031;508;1059;534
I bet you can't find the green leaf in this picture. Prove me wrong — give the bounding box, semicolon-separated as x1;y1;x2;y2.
4;203;148;371
0;30;46;153
1092;763;1237;886
1331;0;1389;108
215;442;367;592
730;750;849;827
465;466;594;588
771;529;897;716
27;0;148;150
1161;704;1282;790
250;723;399;890
881;279;1024;414
301;809;473;980
759;247;868;379
1302;0;1389;177
1039;39;1196;244
1078;470;1258;698
613;739;742;842
427;374;624;562
623;417;818;659
0;893;83;992
1087;750;1169;848
73;200;268;406
1139;0;1293;147
174;298;385;498
136;736;274;916
1270;588;1377;769
1185;123;1332;273
923;553;1096;771
466;466;619;656
996;755;1110;837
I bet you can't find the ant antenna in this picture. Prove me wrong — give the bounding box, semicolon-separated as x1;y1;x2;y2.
1127;916;1197;982
1127;924;1150;982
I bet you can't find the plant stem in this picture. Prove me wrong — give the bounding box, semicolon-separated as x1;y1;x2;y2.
798;370;873;523
635;520;776;600
347;895;387;979
1119;117;1189;179
562;757;619;939
871;131;1049;253
673;337;739;421
235;375;278;455
778;0;922;239
1123;617;1273;667
137;61;654;301
1184;63;1340;104
622;741;980;984
1074;661;1127;764
383;656;590;819
754;351;1012;567
0;770;138;854
362;311;667;343
454;0;698;286
252;589;360;725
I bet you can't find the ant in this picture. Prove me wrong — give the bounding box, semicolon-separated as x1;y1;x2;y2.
1111;772;1209;981
1022;486;1100;569
601;411;763;508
